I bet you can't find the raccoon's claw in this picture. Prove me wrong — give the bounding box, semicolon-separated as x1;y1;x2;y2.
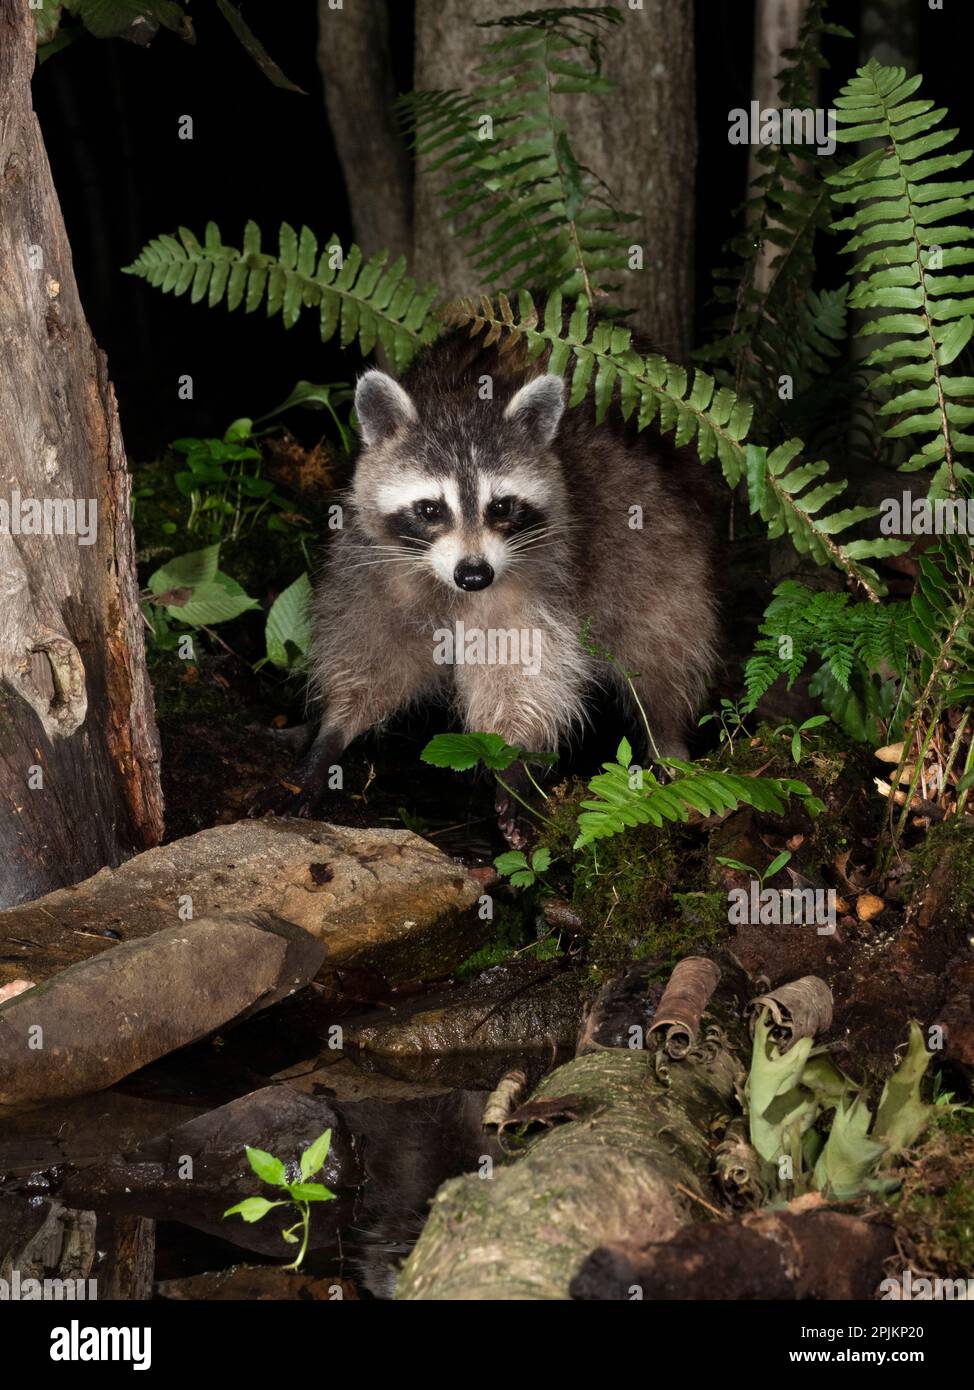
494;772;539;853
246;776;325;820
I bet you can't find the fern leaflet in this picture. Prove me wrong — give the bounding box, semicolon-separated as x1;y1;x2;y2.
123;222;440;372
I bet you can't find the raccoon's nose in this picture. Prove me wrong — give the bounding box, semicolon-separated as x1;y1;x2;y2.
454;557;494;591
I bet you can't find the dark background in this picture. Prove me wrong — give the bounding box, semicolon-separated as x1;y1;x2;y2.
32;0;974;459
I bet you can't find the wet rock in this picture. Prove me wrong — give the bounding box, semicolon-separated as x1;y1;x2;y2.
271;1054;455;1103
0;1090;204;1175
0;819;486;989
157;1266;359;1300
60;1085;359;1259
341;962;584;1086
0;913;326;1108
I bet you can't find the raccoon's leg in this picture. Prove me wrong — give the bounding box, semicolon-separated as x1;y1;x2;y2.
616;644;711;764
454;611;589;847
249;636;443;818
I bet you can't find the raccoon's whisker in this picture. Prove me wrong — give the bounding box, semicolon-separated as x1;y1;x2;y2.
505;528;568;554
346;554;429;570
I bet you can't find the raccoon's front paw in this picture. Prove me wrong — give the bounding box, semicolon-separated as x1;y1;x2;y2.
246;773;327;820
494;773;539;853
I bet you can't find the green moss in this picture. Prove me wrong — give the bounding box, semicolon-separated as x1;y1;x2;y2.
893;1110;974;1272
454;895;562;982
909;819;974;927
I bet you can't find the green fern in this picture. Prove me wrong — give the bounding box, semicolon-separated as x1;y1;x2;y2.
449;290;908;598
574;738;824;849
123;222;440;372
743;580;911;739
831;59;974;496
400;6;635;300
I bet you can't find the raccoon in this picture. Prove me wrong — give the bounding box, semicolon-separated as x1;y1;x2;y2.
250;329;718;826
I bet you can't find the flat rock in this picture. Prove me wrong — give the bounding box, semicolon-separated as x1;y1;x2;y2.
341;962;584;1088
0;914;326;1108
0;818;487;989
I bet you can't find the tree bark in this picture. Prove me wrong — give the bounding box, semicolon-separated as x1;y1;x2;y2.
411;0;697;360
747;0;812;294
316;0;413;263
0;0;163;907
396;1034;741;1299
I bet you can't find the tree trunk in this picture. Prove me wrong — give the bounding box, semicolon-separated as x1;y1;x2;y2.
316;0;413;263
0;0;163;907
747;0;812;291
411;0;697;360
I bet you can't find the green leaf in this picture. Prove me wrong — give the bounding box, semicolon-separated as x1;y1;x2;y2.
764;850;792;879
812;1096;888;1200
244;1146;287;1187
494;850;529;876
299;1128;333;1182
214;0;307;93
872;1021;934;1155
223;1196;285;1223
745;1011;817;1165
124;224;439;373
174;575;259;627
265;572;312;669
147;544;220;594
72;0;186;41
420;732;521;772
286;1182;336;1203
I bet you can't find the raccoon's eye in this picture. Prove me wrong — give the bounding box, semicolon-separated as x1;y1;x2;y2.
487;496;515;520
415;499;445;522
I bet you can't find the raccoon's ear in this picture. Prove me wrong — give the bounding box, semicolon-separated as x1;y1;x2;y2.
504;374;566;445
355;370;417;447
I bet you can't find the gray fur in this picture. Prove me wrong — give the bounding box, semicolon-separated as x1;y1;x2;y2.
307;329;718;768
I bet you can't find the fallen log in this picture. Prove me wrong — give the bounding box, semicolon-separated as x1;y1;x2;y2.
396;959;744;1300
571;1200;896;1300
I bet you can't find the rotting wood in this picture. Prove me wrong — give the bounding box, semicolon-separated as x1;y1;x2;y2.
0;0;162;907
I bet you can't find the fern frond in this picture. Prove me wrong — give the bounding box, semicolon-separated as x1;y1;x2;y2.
449;290;909;597
123;222;440;372
831;59;974;496
743;580;912;720
574;745;821;850
400;6;634;300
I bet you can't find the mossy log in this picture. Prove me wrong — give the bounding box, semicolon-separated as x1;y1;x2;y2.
396;1028;741;1300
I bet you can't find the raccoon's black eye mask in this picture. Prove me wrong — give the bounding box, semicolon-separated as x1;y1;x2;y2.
487;496;515;520
414;498;446;523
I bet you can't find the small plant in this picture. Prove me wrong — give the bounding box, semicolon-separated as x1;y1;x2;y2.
715;849;792;887
698;697;752;753
716;839;789;884
746;1016;935;1200
142;542;259;649
223;1128;336;1271
172;418;311;551
494;846;552;889
774;714;831;764
420;732;558;828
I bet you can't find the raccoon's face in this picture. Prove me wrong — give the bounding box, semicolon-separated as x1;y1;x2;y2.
352;369;568;593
